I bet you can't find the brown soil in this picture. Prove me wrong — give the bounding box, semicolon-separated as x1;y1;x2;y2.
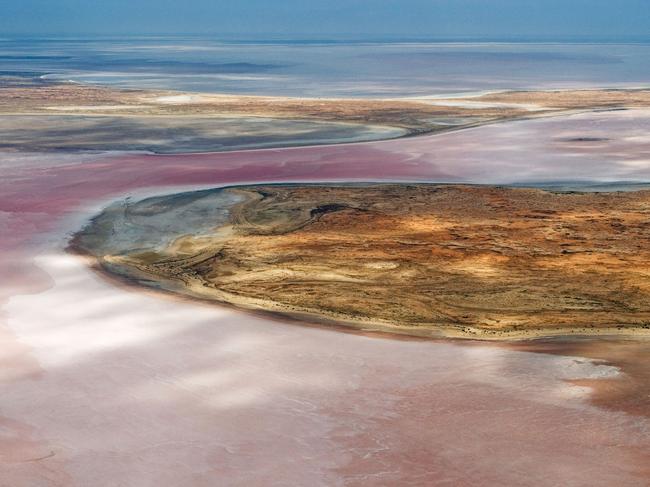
99;184;650;339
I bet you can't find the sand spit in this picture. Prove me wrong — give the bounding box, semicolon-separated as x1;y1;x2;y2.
3;81;650;153
0;114;407;154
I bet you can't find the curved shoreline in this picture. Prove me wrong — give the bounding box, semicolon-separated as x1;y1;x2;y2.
4;77;650;155
65;203;650;427
3;58;650;484
72;182;650;342
67;250;650;343
7;245;650;485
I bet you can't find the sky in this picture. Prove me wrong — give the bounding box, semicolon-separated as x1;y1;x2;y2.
1;0;649;40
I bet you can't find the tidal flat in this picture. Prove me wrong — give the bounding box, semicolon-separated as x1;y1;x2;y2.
3;78;650;155
0;114;407;153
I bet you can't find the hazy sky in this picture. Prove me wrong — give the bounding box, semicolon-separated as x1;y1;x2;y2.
1;0;649;39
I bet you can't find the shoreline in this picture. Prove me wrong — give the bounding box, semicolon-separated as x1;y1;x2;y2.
75;246;650;343
71;182;650;343
4;77;650;155
7;245;650;484
0;104;639;162
68;238;650;421
3;63;650;483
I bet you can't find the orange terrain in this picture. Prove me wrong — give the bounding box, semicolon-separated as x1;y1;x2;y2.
84;184;650;339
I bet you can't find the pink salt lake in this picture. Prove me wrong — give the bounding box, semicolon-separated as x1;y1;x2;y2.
1;110;649;486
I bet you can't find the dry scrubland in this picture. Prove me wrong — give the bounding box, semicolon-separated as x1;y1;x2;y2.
79;184;650;339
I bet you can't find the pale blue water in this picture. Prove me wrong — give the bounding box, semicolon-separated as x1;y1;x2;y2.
1;37;650;97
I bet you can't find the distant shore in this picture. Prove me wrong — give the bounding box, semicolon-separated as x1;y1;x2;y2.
3;77;650;153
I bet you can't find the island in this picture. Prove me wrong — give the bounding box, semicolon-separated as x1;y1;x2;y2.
73;183;650;339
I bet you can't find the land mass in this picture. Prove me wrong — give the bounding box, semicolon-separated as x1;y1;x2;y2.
3;77;650;152
73;184;650;339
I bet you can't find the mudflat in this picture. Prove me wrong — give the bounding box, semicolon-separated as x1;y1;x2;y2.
4;80;650;153
74;184;650;339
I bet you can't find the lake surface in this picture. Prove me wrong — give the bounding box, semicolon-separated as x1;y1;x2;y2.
2;37;650;97
2;37;650;486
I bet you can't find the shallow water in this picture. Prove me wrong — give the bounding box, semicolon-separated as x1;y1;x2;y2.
77;188;242;256
4;226;649;485
3;37;650;96
2;52;650;483
0;115;406;153
0;126;649;484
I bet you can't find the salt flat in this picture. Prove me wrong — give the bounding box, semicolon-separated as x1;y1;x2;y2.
3;236;649;485
2;109;650;485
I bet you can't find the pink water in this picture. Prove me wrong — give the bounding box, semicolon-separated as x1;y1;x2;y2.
1;111;650;486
